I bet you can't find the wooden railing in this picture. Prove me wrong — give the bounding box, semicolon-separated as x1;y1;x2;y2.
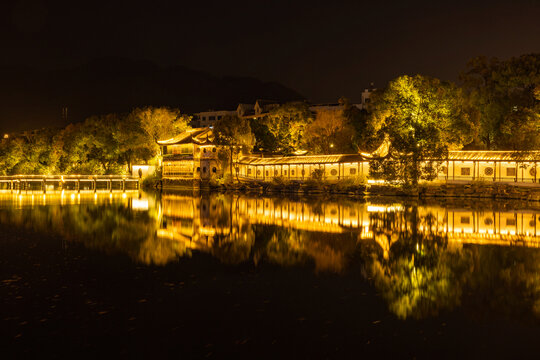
0;175;140;193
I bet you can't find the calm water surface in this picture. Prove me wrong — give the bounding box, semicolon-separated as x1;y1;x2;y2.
2;191;540;358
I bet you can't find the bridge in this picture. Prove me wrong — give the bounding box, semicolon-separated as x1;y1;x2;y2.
0;175;140;194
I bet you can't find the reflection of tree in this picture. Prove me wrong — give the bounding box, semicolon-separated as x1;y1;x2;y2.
211;223;255;265
0;196;188;265
8;193;540;321
363;207;473;319
462;246;540;318
262;227;356;273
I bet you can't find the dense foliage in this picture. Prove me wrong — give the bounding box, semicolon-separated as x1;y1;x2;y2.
368;75;474;185
1;53;538;180
213;115;256;180
0;107;190;175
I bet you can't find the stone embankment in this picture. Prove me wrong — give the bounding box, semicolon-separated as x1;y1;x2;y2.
368;183;540;201
156;179;540;202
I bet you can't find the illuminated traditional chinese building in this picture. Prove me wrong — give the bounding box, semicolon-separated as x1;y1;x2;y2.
159;128;540;183
158;128;220;180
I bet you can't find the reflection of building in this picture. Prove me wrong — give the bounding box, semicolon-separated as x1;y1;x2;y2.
158;128;220;180
157;194;540;250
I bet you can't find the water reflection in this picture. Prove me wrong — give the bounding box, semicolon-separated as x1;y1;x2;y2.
2;192;540;319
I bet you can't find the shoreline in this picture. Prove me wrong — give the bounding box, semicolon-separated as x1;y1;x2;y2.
154;179;540;202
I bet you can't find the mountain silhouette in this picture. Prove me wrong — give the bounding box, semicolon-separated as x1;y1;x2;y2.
0;57;303;133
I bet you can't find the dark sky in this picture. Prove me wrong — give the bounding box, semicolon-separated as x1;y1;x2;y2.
1;0;539;102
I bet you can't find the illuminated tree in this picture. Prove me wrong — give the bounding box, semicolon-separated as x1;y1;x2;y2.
0;137;25;175
369;75;472;185
0;129;57;175
303;109;355;154
213;115;255;181
262;101;313;154
131;107;191;153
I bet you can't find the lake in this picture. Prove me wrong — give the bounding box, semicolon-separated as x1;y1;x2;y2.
2;191;540;358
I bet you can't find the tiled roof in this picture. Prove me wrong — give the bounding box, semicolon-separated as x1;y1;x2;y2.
238;154;367;165
157;128;214;145
447;151;540;161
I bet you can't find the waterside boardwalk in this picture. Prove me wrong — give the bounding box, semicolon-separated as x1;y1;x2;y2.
0;175;140;194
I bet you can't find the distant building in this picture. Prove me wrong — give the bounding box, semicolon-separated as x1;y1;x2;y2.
253;99;283;116
236;103;255;118
309;103;363;113
157;128;220;180
191;110;236;128
190;90;376;129
237;99;285;119
360;86;376;109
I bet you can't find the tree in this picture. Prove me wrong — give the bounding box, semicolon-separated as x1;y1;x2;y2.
0;129;57;175
262;102;313;154
213;115;255;182
369;75;472;185
303;108;355;154
116;115;155;173
132;107;191;154
340;97;381;152
460;53;540;150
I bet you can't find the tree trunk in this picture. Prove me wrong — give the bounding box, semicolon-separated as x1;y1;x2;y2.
229;147;234;184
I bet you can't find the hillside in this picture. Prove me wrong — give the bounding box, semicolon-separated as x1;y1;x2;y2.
0;57;303;132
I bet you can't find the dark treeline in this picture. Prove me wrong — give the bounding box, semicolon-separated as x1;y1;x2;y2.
1;53;538;180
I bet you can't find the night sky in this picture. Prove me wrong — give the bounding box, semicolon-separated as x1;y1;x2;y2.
1;0;539;123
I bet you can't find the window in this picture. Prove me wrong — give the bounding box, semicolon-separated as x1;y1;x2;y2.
330;169;338;176
506;167;516;177
212;167;217;173
217;116;222;120
247;168;252;175
350;168;357;175
506;218;516;226
274;170;279;176
256;169;261;176
291;170;295;176
484;167;494;176
212;148;216;152
284;170;287;176
484;218;493;225
460;167;470;176
202;167;207;173
266;171;269;177
530;168;537;176
203;148;207;153
460;216;470;224
209;116;215;120
196;167;200;172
